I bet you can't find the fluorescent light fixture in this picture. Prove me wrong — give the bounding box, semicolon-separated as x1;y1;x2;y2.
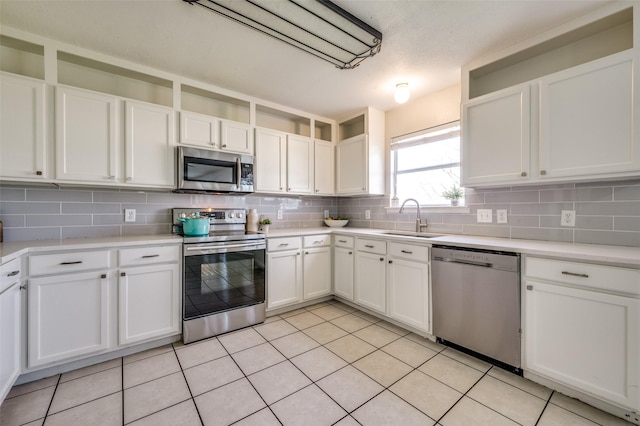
394;83;410;104
183;0;383;70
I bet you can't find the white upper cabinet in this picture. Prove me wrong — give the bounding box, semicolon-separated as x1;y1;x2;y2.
220;120;252;154
538;52;637;179
462;84;531;186
0;73;47;181
180;111;220;149
286;134;313;194
336;107;385;195
254;128;313;195
255;128;286;193
125;100;175;188
55;86;120;184
314;140;334;195
462;3;639;187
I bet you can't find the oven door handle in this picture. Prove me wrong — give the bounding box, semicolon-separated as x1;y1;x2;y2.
185;242;265;255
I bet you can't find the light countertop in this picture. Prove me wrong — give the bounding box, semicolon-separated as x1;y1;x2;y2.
1;228;638;267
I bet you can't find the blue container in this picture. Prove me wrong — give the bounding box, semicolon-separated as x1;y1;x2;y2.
179;217;210;236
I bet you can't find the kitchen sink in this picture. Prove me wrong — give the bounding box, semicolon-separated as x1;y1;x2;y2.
382;231;444;239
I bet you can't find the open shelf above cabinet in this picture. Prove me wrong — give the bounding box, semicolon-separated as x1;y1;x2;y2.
0;35;45;80
468;7;633;99
314;120;332;142
180;84;250;124
57;51;173;107
338;113;365;141
256;105;311;137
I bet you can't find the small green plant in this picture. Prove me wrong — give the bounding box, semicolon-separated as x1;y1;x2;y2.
442;185;464;200
259;218;272;225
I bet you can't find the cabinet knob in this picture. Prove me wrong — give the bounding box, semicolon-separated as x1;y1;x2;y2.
348;251;352;255
315;189;319;192
520;172;527;177
222;144;227;148
288;188;291;191
526;285;533;291
305;251;309;254
280;187;283;190
36;171;43;176
120;272;126;277
297;252;300;255
540;170;547;175
101;274;107;279
362;187;366;191
379;257;384;261
388;260;392;264
19;284;27;290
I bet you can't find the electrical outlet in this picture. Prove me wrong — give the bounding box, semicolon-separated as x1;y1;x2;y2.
324;210;330;219
477;209;492;223
277;209;283;220
124;209;136;223
365;210;371;220
497;209;508;224
561;210;576;227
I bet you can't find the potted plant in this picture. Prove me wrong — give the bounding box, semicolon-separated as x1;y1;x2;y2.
442;185;464;206
259;218;272;232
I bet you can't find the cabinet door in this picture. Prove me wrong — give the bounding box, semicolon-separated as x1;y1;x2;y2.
0;282;22;402
303;247;331;300
334;246;354;301
119;263;180;345
314;140;334;195
287;135;313;194
0;73;47;181
388;258;430;332
524;281;639;409
354;251;386;314
125;101;175;188
539;52;637;179
56;86;119;183
266;250;302;310
180;111;219;148
461;84;531;186
28;271;109;367
336;135;367;194
255;128;286;193
221;120;252;154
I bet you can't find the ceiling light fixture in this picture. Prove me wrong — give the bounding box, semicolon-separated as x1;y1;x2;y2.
183;0;383;70
394;83;410;104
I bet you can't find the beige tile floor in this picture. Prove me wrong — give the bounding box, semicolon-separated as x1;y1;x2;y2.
0;300;632;426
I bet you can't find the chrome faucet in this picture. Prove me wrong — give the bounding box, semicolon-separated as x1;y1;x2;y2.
399;198;428;233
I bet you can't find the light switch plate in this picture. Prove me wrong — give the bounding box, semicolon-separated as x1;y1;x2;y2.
277;209;284;220
497;209;508;224
477;209;492;223
561;210;576;227
124;209;136;223
365;210;371;219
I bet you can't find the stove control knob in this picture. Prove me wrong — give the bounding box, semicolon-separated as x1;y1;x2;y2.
237;213;243;218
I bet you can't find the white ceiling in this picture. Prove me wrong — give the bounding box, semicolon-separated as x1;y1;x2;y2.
0;0;612;120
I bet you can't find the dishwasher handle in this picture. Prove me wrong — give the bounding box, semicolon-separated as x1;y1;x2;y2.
432;256;493;268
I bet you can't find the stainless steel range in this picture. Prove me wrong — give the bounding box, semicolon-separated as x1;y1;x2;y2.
173;208;266;344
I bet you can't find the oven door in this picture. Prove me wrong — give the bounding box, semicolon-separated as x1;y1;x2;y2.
183;241;265;321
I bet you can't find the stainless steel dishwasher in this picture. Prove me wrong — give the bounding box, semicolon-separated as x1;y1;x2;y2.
431;245;521;373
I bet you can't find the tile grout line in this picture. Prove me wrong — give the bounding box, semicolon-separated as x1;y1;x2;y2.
170;344;205;426
41;374;61;424
534;390;555;426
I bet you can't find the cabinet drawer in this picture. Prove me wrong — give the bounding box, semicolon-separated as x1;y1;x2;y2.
267;237;302;252
304;234;331;248
525;257;640;295
334;235;354;248
119;245;180;267
356;238;386;255
1;258;21;293
389;243;429;262
29;250;110;276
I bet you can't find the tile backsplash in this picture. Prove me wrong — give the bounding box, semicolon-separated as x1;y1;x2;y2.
1;179;639;247
339;179;640;248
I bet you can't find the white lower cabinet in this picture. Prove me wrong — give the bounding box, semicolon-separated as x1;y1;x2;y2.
354;239;387;314
0;259;23;402
302;235;332;300
267;249;303;310
524;257;640;410
333;235;355;301
28;271;110;368
118;263;180;346
387;243;430;333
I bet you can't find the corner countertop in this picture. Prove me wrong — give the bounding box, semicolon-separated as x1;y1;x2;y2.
264;227;640;267
0;235;184;265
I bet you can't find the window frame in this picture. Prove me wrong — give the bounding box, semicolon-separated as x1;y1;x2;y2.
390;121;462;207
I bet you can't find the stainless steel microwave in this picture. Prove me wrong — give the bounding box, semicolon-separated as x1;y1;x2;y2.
176;146;254;193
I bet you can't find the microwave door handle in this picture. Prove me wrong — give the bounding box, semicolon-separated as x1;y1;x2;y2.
236;157;242;186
